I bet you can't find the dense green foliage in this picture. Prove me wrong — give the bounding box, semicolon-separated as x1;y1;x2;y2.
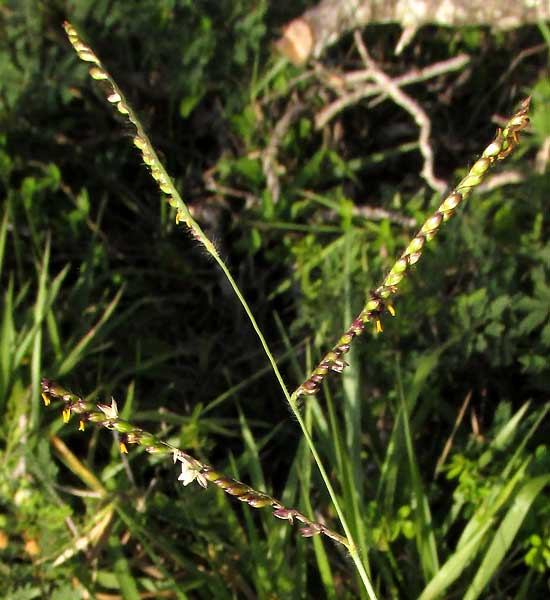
1;1;550;598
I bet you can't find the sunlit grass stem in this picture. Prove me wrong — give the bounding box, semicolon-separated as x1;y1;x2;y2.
63;21;530;598
62;21;375;593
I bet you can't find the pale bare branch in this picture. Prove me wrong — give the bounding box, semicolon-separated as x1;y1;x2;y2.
353;31;446;193
315;54;470;129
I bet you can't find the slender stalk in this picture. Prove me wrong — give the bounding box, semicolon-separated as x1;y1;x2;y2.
292;408;377;597
63;21;372;592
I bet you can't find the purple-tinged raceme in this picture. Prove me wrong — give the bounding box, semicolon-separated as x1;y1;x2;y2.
296;97;531;397
41;379;349;548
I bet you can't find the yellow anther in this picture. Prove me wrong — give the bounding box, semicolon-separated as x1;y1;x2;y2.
79;420;85;431
119;441;128;454
62;407;71;423
376;319;383;333
387;303;396;317
41;392;51;407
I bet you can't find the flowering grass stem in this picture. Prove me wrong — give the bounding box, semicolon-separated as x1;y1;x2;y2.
41;379;349;548
296;97;531;398
61;21;530;598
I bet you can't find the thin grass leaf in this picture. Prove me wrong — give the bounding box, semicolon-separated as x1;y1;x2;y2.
297;428;337;599
51;503;115;567
115;504;192;600
499;403;550;481
0;208;8;278
376;346;448;515
515;568;537;600
49;435;106;495
46;309;63;363
250;55;287;101
538;21;550;48
228;453;274;598
108;535;141;600
417;522;493;600
269;328;337;587
237;411;268;487
396;363;439;582
264;437;311;597
269;232;350;299
56;285;124;376
464;475;550;600
478;400;531;469
421;457;532;598
456;457;530;552
320;384;373;599
31;236;50;428
0;277;15;406
457;401;545;551
342;230;365;501
445;402;544;537
13;264;70;368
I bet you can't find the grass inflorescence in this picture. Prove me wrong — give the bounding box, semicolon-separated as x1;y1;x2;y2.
41;378;349;548
49;19;535;599
62;21;214;252
296;97;531;397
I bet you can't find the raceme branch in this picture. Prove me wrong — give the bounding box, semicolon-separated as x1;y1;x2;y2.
296;96;531;397
41;379;349;549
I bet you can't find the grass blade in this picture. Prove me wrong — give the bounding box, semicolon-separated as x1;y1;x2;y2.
31;236;50;428
56;286;124;376
0;277;15;407
0;207;8;278
108;535;141;600
464;475;550;600
417;522;493;600
396;362;439;582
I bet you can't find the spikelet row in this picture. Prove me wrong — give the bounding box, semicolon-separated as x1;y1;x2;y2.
297;97;531;397
63;21;215;254
41;378;349;548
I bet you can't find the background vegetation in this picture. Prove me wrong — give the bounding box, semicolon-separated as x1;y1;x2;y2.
1;1;549;598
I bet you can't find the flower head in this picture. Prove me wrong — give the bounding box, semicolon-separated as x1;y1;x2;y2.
177;456;208;489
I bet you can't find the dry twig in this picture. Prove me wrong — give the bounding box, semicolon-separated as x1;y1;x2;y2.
262;100;306;203
315;54;470;130
275;0;550;65
353;31;446;193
